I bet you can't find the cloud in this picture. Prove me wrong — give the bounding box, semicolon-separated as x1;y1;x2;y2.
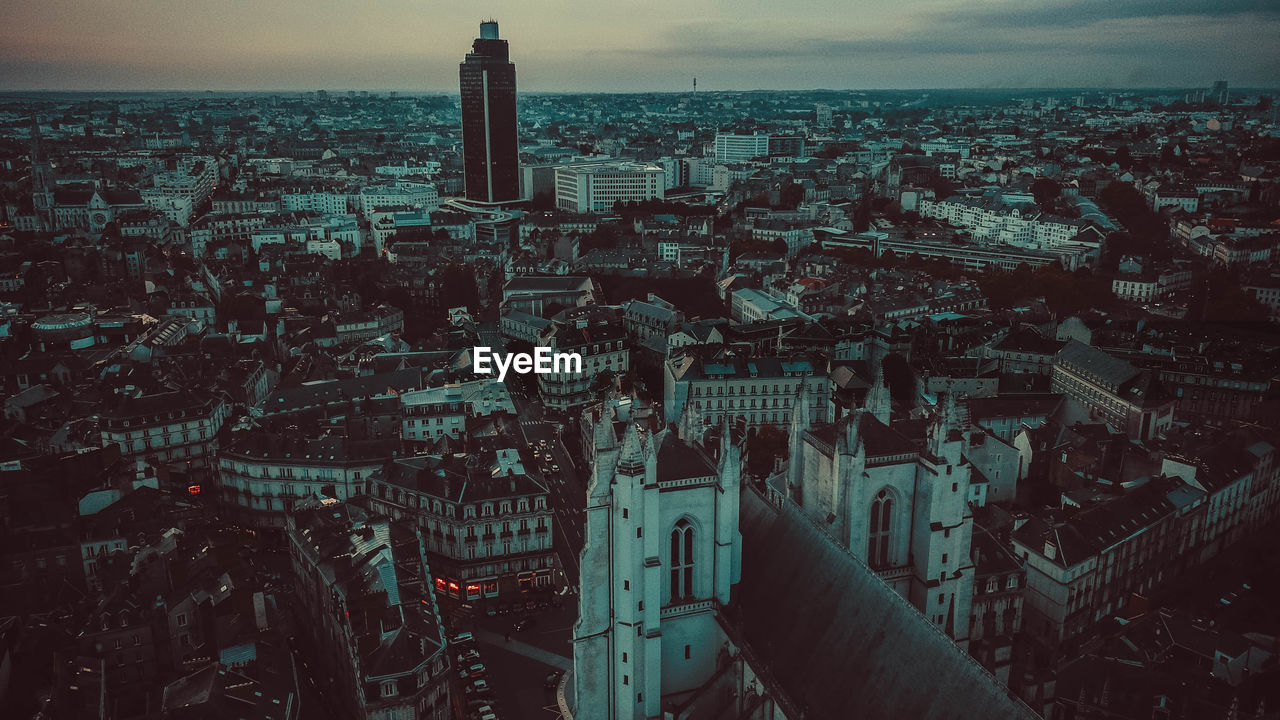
933;0;1280;30
0;0;1275;90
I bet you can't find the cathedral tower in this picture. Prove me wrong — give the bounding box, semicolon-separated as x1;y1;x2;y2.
572;401;742;719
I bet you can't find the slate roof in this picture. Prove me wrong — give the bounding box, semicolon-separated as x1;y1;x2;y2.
1013;477;1181;568
1055;340;1139;391
264;368;423;414
968;393;1064;421
377;451;549;503
732;489;1040;720
655;432;717;483
806;411;919;459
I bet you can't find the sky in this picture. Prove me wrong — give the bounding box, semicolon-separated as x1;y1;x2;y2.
1;0;1278;92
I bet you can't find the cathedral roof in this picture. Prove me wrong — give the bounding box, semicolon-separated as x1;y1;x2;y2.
655;431;717;483
805;411;918;459
732;489;1040;720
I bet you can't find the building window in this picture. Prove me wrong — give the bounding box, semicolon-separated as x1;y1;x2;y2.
868;489;893;569
381;681;397;697
670;519;695;602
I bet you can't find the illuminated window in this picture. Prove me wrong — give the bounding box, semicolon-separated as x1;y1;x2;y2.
868;489;893;569
670;519;695;602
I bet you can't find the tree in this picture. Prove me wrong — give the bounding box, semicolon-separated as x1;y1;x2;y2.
746;424;788;477
581;225;618;252
777;183;805;210
1113;144;1133;170
1098;181;1170;259
769;238;789;256
881;353;916;409
1031;178;1061;208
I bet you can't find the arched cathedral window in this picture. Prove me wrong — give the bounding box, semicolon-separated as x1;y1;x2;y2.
868;489;893;569
670;520;695;602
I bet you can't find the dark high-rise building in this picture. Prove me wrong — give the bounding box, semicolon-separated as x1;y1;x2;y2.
460;20;519;203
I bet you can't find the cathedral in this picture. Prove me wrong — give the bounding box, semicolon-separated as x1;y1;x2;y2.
572;400;743;719
567;395;1032;720
788;376;976;644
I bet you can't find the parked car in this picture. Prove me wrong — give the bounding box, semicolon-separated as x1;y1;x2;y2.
467;679;491;696
452;631;475;646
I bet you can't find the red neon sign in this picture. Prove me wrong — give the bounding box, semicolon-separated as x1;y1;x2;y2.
187;484;202;495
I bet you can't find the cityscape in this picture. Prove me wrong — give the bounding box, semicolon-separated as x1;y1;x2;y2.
1;6;1280;720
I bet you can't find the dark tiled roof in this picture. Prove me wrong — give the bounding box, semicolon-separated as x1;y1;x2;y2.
968;393;1064;421
733;489;1039;719
655;432;717;483
806;411;919;459
1056;340;1139;391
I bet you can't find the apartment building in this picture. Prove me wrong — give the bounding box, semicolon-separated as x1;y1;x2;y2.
1051;341;1176;442
99;391;231;471
217;431;398;532
288;500;451;720
663;352;829;429
365;445;558;600
399;379;515;446
919;195;1087;249
536;306;629;412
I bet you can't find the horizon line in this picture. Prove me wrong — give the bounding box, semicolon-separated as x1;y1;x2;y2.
2;85;1275;97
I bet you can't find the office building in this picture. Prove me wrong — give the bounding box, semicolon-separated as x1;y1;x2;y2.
460;21;520;203
554;162;665;213
713;133;771;163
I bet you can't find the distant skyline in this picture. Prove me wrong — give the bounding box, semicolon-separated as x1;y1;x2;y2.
2;0;1278;93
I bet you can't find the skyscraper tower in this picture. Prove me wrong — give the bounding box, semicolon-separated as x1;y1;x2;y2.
459;20;519;203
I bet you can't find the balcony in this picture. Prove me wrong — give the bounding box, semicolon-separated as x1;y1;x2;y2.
660;599;715;619
875;565;913;583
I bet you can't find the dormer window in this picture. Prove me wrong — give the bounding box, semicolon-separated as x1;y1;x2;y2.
381;681;397;698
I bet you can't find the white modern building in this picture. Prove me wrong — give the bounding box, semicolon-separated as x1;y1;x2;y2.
920;195;1088;250
713;133;770;163
281;189;358;215
360;182;440;220
555;162;665;213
